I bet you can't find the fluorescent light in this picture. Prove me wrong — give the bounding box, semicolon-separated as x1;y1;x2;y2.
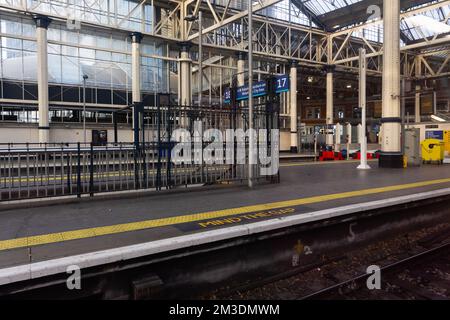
431;115;446;122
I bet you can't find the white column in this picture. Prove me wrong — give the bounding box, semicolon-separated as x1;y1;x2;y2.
236;51;246;87
380;0;402;168
131;32;143;103
179;43;192;106
415;57;421;123
248;2;254;189
34;15;51;144
326;65;335;146
290;61;298;153
358;49;371;170
335;123;342;151
357;124;363;143
347;123;353;144
130;32;143;142
236;51;246;130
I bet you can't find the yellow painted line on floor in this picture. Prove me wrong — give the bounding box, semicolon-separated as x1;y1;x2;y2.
3;166;228;184
4;160;375;183
1;177;450;252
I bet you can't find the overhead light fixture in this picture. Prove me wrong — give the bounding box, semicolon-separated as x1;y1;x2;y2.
346;84;352;89
306;96;311;100
431;114;446;122
307;76;314;83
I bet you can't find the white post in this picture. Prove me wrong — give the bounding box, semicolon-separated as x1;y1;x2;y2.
248;0;254;188
357;124;363;144
82;75;88;144
379;0;402;168
358;48;371;170
326;65;335;146
131;32;143;141
290;60;298;153
34;15;51;144
179;43;192;106
415;57;421;123
335;123;342;152
236;52;246;87
347;123;352;160
198;11;203;107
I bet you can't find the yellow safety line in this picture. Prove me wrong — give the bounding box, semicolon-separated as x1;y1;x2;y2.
4;160;373;183
3;166;228;184
1;177;450;252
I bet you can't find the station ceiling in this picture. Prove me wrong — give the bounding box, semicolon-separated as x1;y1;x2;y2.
280;0;450;43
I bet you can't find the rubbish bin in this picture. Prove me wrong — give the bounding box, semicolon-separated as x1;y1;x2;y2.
421;139;445;164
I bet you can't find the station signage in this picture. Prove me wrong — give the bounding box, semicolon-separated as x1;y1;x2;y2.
426;130;444;140
224;75;289;104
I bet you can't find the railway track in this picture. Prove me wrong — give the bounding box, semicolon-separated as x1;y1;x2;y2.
215;223;450;300
302;242;450;300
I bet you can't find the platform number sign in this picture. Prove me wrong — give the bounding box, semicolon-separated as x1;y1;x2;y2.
275;75;289;94
224;74;289;104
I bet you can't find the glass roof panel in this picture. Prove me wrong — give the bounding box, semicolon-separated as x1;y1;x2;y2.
258;0;316;27
300;0;364;16
401;5;450;41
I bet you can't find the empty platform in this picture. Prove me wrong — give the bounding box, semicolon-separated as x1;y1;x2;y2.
1;160;450;285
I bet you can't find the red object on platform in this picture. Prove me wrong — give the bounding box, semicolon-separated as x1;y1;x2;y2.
335;152;345;161
319;151;336;161
355;152;375;160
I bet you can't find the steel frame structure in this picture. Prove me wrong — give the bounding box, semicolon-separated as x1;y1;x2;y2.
0;0;447;78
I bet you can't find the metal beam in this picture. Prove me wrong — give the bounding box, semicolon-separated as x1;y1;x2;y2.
319;0;433;31
290;0;326;30
188;0;283;41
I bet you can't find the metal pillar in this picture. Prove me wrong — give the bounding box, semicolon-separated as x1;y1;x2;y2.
130;32;143;143
325;65;335;146
82;75;88;144
236;51;246;87
358;49;371;170
335;123;342;151
248;1;254;188
33;15;51;144
290;60;298;153
415;57;421;123
198;11;203;107
179;43;192;106
131;32;143;103
236;51;246;131
379;0;403;168
347;123;353;142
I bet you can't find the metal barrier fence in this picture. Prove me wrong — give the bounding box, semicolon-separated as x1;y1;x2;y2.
0;104;279;201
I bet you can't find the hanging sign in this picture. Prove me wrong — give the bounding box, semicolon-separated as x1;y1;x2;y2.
224;75;289;104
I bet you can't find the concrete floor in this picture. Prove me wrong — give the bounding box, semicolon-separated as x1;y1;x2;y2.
1;160;450;269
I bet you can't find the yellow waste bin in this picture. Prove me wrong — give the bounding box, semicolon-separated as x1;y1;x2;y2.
444;131;450;154
421;139;445;164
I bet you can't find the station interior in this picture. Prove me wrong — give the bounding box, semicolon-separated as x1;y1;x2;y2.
0;0;449;301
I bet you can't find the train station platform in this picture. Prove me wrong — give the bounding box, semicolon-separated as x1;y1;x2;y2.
1;160;450;286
